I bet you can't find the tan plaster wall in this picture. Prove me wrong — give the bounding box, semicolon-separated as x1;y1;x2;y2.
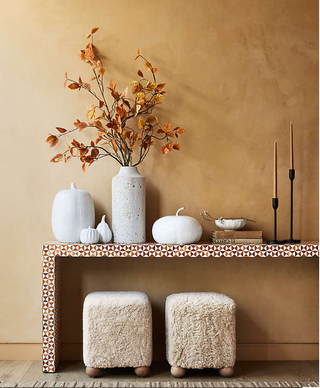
0;0;318;356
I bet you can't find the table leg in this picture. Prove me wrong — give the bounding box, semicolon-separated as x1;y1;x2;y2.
42;254;62;372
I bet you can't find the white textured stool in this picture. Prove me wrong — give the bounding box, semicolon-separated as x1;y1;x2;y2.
166;292;236;378
83;291;152;377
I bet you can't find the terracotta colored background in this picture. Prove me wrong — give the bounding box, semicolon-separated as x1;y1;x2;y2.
0;0;318;359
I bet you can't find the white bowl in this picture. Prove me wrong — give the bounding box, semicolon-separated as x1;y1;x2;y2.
215;218;247;231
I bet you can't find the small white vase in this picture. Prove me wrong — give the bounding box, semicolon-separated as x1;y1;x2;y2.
112;166;146;243
52;183;95;243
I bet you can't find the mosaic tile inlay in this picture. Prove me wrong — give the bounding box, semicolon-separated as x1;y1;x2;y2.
42;241;319;372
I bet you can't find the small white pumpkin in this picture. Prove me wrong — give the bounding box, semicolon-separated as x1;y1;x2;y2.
152;207;202;245
96;215;113;243
80;227;100;244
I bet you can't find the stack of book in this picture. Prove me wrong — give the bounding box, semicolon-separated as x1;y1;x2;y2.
210;230;263;244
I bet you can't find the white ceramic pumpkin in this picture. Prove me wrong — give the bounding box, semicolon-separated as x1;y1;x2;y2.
96;215;113;243
152;207;202;245
52;183;95;243
80;227;100;244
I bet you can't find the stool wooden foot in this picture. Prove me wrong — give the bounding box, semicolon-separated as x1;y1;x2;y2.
219;366;234;377
170;366;186;378
135;366;150;377
86;367;102;377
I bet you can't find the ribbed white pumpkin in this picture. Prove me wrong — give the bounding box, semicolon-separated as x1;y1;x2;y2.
80;227;100;244
152;207;202;245
96;215;112;243
52;183;95;243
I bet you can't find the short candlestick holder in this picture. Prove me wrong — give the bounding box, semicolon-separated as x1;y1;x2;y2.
267;198;284;244
284;169;300;244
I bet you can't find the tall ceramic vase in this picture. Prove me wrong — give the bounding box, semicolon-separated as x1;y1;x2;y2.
112;166;146;243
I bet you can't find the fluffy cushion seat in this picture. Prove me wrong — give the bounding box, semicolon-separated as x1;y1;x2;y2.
83;291;152;369
165;292;236;369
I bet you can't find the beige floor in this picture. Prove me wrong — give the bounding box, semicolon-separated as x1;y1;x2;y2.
0;361;318;384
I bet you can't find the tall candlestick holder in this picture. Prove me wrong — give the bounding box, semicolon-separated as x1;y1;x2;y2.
267;198;284;244
284;169;300;243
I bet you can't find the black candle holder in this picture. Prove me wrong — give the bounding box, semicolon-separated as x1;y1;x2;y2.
284;169;300;244
267;198;284;244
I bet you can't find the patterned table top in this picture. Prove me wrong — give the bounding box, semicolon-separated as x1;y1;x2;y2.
43;241;319;258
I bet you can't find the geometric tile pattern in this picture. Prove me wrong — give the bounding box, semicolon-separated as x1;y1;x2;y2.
42;240;319;372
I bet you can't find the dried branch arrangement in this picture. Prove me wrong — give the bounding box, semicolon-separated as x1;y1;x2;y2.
46;28;186;171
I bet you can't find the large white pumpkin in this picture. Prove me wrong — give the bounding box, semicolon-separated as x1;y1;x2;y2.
52;183;95;243
152;207;202;245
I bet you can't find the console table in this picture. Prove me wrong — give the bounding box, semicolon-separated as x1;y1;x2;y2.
42;241;319;372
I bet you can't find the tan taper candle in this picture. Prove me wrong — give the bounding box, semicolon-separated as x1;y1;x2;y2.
274;140;277;198
290;122;294;169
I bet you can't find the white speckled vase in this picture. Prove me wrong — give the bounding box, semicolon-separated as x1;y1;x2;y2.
112;166;146;243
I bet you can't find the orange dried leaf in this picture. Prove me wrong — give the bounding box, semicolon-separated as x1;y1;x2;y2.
56;127;67;133
137;70;143;77
67;144;74;156
86;108;96;120
46;134;59;147
157;83;165;91
68;83;80;90
135;133;142;141
152;68;157;73
94;120;104;130
167;132;175;138
154;94;164;101
82;163;86;172
137;48;140;54
121;129;132;140
98;67;105;76
144;61;153;72
146;116;157;124
91;27;99;34
138;118;145;130
78;122;88;132
85;43;95;61
50;153;63;163
71;139;80;148
109;80;116;91
172;142;180;150
163;122;171;133
78;76;83;85
99;100;104;108
111;138;117;151
131;140;136;148
85;33;91;39
161;145;170;156
91;148;99;158
173;126;186;135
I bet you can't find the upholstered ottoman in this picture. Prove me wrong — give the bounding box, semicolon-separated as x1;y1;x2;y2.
166;292;236;378
83;291;152;377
